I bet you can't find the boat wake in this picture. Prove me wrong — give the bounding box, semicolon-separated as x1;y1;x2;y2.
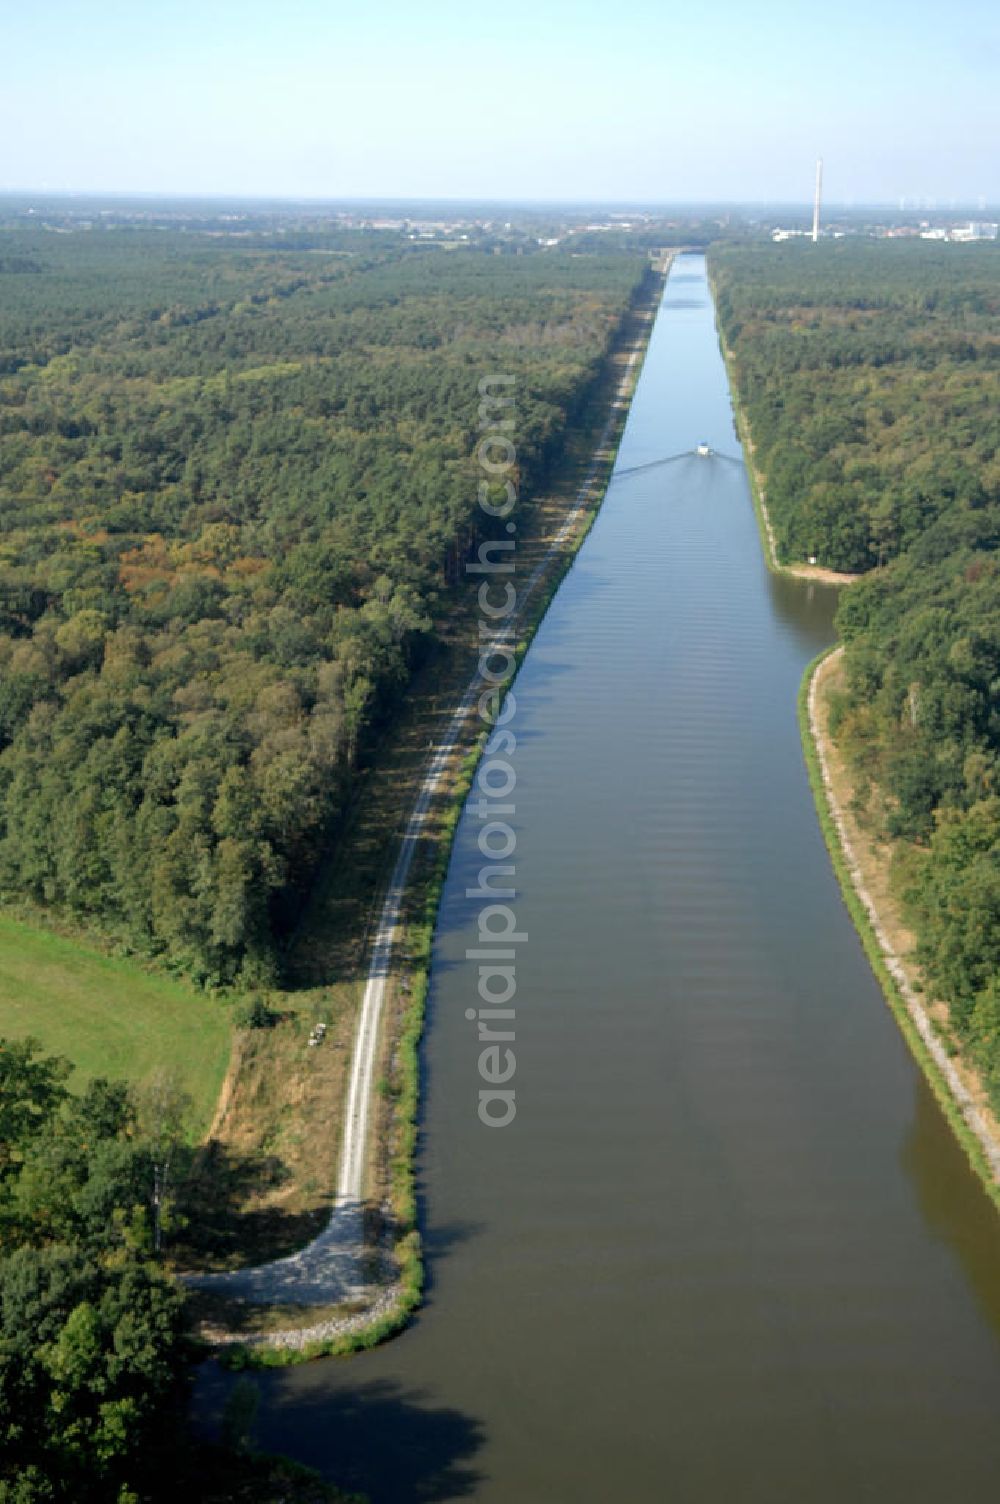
611;446;744;483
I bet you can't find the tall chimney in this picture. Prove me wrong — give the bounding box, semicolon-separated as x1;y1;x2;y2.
812;157;823;243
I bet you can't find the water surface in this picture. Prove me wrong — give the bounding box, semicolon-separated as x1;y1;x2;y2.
200;256;1000;1503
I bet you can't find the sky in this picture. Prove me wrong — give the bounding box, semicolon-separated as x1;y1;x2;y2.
2;0;998;204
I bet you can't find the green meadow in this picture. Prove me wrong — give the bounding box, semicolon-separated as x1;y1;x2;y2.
0;914;230;1138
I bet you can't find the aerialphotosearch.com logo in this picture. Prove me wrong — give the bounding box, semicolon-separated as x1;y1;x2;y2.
465;374;523;1128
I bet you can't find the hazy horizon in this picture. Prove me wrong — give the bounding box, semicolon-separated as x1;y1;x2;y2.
3;0;997;205
2;191;997;214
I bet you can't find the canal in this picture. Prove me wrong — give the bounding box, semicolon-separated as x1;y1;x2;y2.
199;254;1000;1502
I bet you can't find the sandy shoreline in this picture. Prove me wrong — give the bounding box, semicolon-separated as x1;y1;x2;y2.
709;306;860;588
806;647;1000;1195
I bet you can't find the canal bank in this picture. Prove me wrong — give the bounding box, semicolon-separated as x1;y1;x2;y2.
803;646;1000;1204
192;259;671;1358
707;262;858;589
196;254;1000;1504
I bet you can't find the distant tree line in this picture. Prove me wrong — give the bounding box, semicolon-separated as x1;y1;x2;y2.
713;241;1000;1112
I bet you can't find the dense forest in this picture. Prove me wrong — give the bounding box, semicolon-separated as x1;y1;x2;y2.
0;228;648;985
713;242;1000;1114
712;242;1000;574
0;1037;355;1502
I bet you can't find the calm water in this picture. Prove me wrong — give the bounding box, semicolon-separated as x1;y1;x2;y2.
199;256;1000;1501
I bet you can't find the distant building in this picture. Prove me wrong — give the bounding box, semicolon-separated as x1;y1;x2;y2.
951;221;999;242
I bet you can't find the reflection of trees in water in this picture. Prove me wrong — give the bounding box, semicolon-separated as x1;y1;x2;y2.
901;1075;1000;1343
192;1220;487;1502
765;567;840;652
196;1367;486;1503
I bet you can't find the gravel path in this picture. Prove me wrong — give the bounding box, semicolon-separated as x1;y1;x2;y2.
186;335;648;1324
809;648;1000;1184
